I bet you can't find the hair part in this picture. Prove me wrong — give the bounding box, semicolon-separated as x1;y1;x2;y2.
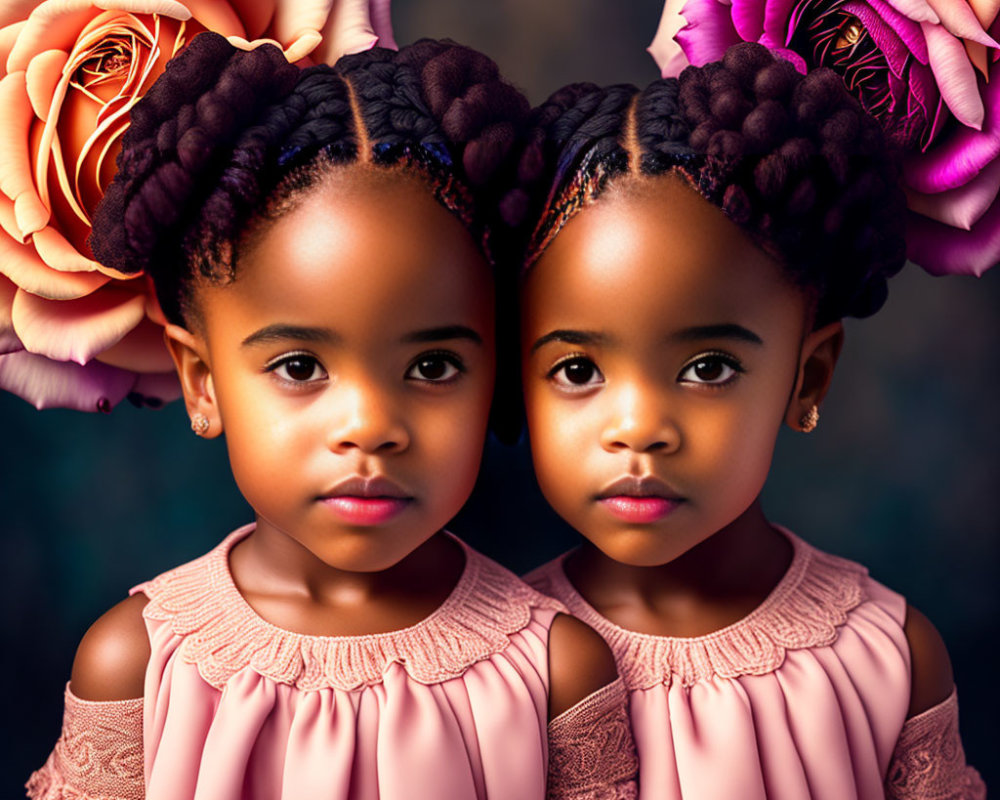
522;43;907;324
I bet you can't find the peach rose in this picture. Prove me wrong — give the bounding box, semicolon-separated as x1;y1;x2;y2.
0;0;392;411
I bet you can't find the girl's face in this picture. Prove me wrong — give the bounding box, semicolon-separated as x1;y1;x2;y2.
172;168;495;572
521;175;815;567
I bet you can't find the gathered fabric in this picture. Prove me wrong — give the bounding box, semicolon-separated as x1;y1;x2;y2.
28;526;636;799
526;527;984;800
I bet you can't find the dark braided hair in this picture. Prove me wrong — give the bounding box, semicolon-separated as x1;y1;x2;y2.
523;43;907;324
90;32;531;325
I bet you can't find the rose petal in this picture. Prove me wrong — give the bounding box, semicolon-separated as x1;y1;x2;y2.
965;40;990;78
906;154;1000;228
0;273;22;353
730;0;766;42
266;0;334;46
906;201;1000;275
675;1;743;66
226;0;275;39
0;3;47;30
7;1;99;72
886;0;940;24
0;71;49;236
182;0;246;37
906;80;998;192
370;0;394;49
649;0;693;78
0;20;26;76
0;348;135;410
969;0;1000;29
130;368;180;405
93;314;173;372
12;284;145;363
24;48;67;121
761;0;798;47
316;0;380;63
923;21;986;128
845;0;929;66
0;225;108;298
32;225;100;272
926;0;999;46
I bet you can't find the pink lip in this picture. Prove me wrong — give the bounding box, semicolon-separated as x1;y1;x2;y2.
599;496;680;523
318;476;412;525
321;496;411;525
595;475;683;523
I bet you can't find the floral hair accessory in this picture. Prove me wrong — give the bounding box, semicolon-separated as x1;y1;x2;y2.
0;0;393;412
649;0;1000;278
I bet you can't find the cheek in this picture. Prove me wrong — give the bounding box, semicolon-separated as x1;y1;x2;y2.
524;390;589;508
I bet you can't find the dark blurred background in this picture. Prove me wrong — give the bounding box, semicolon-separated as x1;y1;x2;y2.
4;0;998;793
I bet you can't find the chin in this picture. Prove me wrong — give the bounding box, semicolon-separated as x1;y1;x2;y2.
590;527;702;567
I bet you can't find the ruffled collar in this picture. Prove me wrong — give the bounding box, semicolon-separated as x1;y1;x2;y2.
529;528;868;690
135;524;564;691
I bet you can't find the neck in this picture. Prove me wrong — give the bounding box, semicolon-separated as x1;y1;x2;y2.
234;519;463;610
566;499;791;609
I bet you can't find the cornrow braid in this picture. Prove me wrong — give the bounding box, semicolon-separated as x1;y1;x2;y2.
524;42;907;323
90;33;532;325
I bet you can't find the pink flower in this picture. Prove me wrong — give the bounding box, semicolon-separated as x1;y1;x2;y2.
650;0;1000;277
0;0;393;412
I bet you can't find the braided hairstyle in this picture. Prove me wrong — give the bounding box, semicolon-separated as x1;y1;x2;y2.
90;32;531;326
522;43;907;324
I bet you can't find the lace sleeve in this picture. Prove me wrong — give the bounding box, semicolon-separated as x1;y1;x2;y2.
884;689;985;800
26;684;144;800
547;677;638;800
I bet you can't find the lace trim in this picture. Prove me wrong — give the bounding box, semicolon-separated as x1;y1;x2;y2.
547;678;638;800
528;529;867;689
135;526;565;691
885;690;985;800
26;685;144;800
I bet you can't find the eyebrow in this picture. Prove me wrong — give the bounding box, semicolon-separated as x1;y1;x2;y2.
531;329;610;354
402;325;483;345
670;324;764;345
242;324;340;347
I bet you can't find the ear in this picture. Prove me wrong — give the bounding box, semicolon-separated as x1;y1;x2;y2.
784;320;844;432
164;324;222;438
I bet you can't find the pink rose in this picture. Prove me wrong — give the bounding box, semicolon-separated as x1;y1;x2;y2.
0;0;392;412
650;0;1000;277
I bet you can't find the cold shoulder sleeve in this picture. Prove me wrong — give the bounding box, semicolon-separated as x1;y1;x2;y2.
26;684;144;800
884;689;984;800
546;678;638;800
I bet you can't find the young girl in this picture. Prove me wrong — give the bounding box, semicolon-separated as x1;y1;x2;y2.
520;43;985;798
26;33;637;800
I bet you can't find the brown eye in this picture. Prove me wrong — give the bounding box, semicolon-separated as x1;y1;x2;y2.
406;353;462;383
550;356;603;388
678;355;741;386
270;354;326;383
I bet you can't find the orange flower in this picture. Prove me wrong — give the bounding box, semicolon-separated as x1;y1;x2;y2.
0;0;392;411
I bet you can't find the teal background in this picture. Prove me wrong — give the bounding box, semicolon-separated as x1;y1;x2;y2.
4;0;998;792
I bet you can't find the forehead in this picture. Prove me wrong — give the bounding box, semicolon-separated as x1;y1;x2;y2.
522;175;805;333
199;167;492;336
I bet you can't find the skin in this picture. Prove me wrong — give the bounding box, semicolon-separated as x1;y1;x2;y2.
521;174;953;716
71;166;616;718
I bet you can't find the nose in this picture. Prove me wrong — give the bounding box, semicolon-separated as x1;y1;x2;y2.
326;382;410;455
599;382;680;455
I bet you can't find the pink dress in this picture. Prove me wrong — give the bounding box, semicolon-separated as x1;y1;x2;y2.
526;528;985;800
28;524;638;799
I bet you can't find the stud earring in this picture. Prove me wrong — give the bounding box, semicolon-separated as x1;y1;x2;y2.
190;413;210;437
799;405;819;433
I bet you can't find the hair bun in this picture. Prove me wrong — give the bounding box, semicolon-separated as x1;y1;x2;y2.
91;33;299;277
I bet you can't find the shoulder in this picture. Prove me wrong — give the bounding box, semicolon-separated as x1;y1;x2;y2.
547;612;619;720
70;593;150;701
903;603;954;718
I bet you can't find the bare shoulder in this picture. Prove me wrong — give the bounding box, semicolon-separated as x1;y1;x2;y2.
547;612;619;720
70;593;150;701
903;603;954;718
